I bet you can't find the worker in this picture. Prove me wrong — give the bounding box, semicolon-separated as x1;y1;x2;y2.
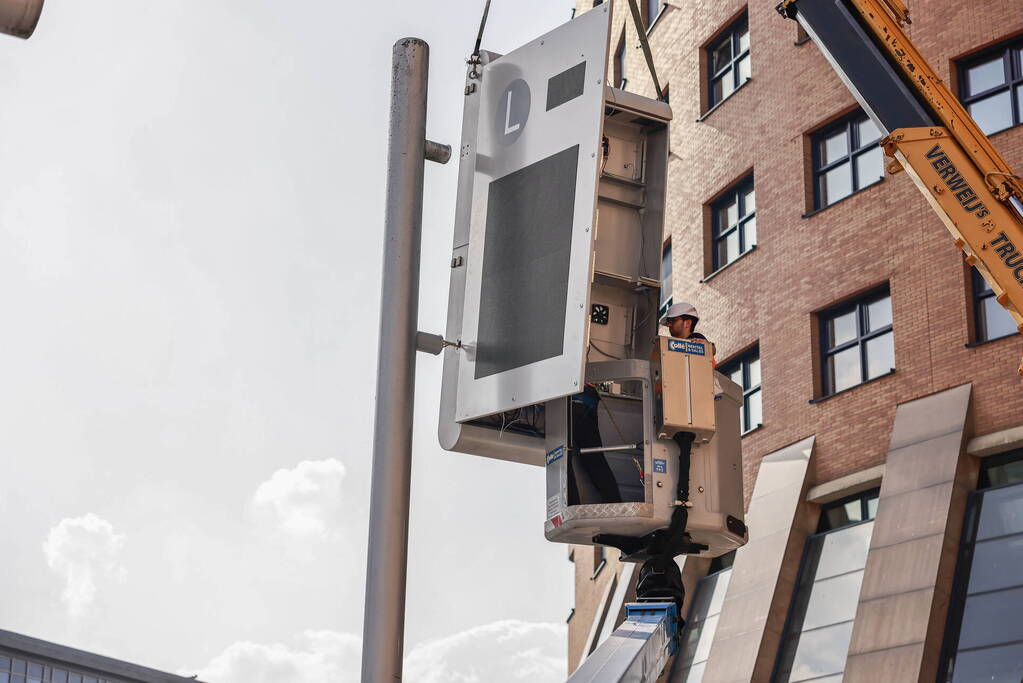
661;301;715;358
634;303;714;611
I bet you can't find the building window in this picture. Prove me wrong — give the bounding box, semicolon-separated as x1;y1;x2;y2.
812;110;884;210
958;38;1023;136
819;287;894;396
613;31;626;89
940;451;1023;682
647;0;663;29
972;267;1017;343
592;545;606;578
707;15;750;108
711;175;756;271
819;488;879;533
720;347;762;433
660;239;673;319
675;553;735;680
0;654;112;683
773;489;878;681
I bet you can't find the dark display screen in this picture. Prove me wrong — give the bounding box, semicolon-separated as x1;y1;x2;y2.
474;145;580;379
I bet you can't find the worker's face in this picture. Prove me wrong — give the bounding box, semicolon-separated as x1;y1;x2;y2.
667;317;694;338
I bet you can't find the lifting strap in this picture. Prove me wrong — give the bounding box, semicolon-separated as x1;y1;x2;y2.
626;0;665;101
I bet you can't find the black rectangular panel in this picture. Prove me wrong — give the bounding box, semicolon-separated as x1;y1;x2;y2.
795;0;935;133
475;145;580;379
546;61;587;111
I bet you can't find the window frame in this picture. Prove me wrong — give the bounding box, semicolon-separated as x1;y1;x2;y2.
971;267;1017;344
811;110;884;211
938;450;1023;682
706;14;750;109
818;287;895;397
958;38;1023;135
659;238;673;319
710;175;756;271
719;346;762;433
646;0;664;31
818;487;880;533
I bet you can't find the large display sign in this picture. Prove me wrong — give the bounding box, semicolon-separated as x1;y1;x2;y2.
455;5;611;422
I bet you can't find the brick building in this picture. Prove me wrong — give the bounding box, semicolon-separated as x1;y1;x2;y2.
567;1;1023;680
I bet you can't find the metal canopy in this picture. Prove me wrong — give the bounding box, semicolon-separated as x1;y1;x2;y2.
456;5;612;422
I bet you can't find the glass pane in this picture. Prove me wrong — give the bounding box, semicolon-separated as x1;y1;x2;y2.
820;129;848;165
969;90;1013;135
866;494;878;520
965;55;1006;96
865;295;892;331
741;186;755;215
747;389;762;430
12;677;23;683
728;365;743;387
711;38;732;73
865;332;895;379
718;199;738;230
52;672;68;683
748;357;761;387
11;665;23;676
975;268;993;293
968;535;1023;594
679;661;706;683
741;216;756;250
854;146;884;187
815;520;873;578
0;658;8;670
981;296;1017;340
736;54;751;84
710;76;725;105
786;621;854;682
977;484;1023;540
800;570;865;631
1017;84;1022;126
828;345;861;393
0;674;7;683
987;460;1023;487
952;642;1023;683
855;117;882;146
687;568;732;622
737;26;749;53
25;667;40;678
69;675;82;683
821;161;853;206
957;585;1023;650
826;310;858;347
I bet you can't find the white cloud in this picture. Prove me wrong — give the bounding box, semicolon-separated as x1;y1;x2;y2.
252;459;346;536
192;630;361;683
42;513;126;616
405;620;566;683
192;621;566;683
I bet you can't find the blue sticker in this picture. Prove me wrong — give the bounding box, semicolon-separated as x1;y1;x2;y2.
545;445;565;466
668;339;706;356
653;458;667;473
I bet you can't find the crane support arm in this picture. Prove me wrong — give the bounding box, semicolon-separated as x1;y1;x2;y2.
778;0;1023;373
567;603;679;683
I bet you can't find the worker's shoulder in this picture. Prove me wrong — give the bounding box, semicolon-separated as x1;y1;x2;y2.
688;332;708;341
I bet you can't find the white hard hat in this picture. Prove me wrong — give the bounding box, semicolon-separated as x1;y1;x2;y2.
660;301;699;324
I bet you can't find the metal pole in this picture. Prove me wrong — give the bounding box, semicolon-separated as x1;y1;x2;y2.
361;37;429;682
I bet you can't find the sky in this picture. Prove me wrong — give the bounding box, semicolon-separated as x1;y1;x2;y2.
0;1;577;680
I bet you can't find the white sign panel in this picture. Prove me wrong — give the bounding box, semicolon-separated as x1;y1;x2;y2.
456;5;611;422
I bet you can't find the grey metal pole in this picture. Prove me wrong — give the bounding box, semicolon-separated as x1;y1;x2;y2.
361;37;429;683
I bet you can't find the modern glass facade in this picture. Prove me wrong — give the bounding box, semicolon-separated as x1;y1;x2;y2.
941;452;1023;682
773;492;878;682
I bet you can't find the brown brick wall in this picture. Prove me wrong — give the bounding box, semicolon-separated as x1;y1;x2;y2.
570;0;1023;666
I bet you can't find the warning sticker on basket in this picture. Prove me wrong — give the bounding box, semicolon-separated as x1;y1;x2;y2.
547;494;562;519
653;458;667;474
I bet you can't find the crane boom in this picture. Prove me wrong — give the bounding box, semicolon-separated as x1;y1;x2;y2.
778;0;1023;373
